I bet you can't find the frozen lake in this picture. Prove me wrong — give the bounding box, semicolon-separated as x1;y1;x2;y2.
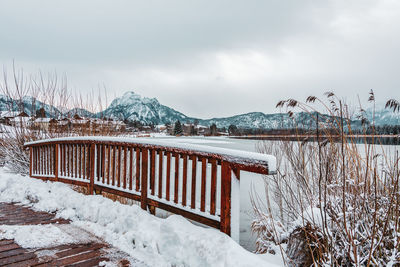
153;136;268;251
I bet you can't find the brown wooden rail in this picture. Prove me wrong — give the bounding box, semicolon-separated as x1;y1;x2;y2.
24;137;276;241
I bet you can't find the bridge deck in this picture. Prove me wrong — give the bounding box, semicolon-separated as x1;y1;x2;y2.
0;203;131;267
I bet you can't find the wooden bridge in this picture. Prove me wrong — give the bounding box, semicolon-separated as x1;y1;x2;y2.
24;137;276;241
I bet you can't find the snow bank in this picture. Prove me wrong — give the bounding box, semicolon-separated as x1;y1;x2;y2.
24;136;277;173
0;168;282;267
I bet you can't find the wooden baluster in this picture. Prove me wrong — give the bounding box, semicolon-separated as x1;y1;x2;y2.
29;147;32;177
129;147;133;190
74;145;78;178
123;146;127;189
102;144;106;183
70;144;73;177
32;147;35;175
48;146;51;175
112;145;116;185
36;146;39;175
49;146;52;175
40;146;44;175
69;145;72;177
31;147;35;175
82;145;85;179
220;161;232;236
174;153;180;203
43;145;47;176
141;149;148;210
210;158;217;215
50;145;55;175
63;144;66;177
42;145;45;176
55;144;59;181
136;148;140;191
107;145;111;184
58;144;62;176
37;147;40;175
89;144;95;194
191;155;197;209
34;147;36;175
42;146;45;175
166;151;171;201
200;157;207;212
35;147;37;175
87;144;90;180
43;146;45;175
50;146;53;175
158;150;163;199
84;145;87;179
182;154;188;206
47;146;49;175
97;144;101;181
78;144;81;178
108;145;112;184
37;147;39;175
44;145;48;176
150;150;156;195
117;146;121;187
65;145;68;177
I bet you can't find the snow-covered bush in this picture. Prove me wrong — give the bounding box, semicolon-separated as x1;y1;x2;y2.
252;91;400;266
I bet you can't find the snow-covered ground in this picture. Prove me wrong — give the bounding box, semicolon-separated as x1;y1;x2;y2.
0;168;283;267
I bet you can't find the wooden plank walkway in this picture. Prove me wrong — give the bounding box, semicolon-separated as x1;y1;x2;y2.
0;203;132;267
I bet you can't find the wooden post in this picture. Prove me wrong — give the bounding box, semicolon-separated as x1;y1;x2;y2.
54;144;59;181
220;161;232;236
141;149;148;210
89;143;95;195
231;168;240;243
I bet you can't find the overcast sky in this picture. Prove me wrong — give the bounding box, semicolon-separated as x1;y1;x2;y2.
0;0;399;118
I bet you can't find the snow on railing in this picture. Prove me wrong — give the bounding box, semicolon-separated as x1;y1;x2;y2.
25;136;276;242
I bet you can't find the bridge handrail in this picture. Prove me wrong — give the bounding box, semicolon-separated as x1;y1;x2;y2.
24;136;276;242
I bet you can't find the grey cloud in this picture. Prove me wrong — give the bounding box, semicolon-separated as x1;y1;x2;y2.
0;0;399;118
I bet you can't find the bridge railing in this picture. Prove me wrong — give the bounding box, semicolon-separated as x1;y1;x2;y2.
24;137;276;242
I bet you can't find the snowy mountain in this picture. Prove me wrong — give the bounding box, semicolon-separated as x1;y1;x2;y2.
99;92;362;129
0;95;61;117
365;106;400;125
99;92;193;124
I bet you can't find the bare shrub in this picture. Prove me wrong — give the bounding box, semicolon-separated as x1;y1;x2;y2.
252;91;400;266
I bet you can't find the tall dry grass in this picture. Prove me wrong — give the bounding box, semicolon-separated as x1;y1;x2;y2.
252;91;400;266
0;63;116;173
